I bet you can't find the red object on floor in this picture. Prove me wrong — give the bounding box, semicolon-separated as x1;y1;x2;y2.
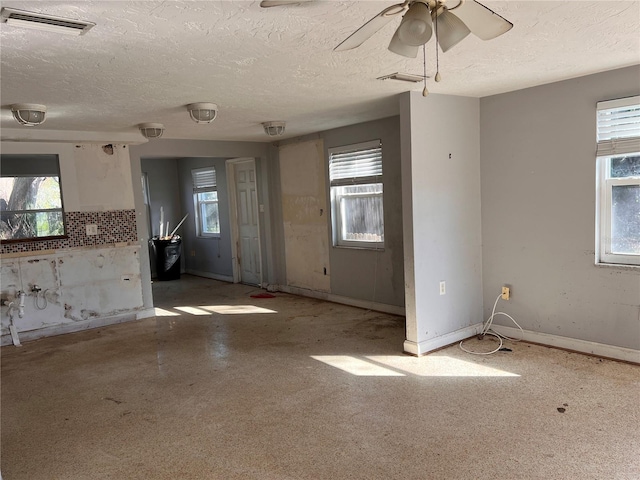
250;292;276;299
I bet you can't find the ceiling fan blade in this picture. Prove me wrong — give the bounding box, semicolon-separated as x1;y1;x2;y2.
450;0;513;40
260;0;312;7
334;3;408;52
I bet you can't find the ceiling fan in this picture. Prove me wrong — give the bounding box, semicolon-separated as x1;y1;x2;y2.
260;0;513;58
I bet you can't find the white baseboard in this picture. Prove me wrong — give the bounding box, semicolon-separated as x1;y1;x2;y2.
404;323;483;356
495;325;640;364
184;269;234;283
276;284;405;316
136;308;156;320
0;311;141;347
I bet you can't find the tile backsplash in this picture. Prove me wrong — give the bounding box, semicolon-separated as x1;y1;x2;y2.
1;210;138;255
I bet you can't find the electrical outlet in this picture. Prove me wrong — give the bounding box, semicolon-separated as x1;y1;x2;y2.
86;224;98;236
502;286;510;300
439;281;446;295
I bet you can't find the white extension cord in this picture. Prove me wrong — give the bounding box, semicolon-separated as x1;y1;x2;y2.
460;293;524;355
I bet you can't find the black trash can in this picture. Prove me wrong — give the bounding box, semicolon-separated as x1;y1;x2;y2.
152;236;182;281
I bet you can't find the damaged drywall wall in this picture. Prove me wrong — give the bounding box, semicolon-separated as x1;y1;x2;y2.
71;144;135;211
0;246;143;342
1;141;147;345
279;139;330;292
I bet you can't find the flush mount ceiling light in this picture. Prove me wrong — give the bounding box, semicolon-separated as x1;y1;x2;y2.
262;121;286;137
0;7;95;35
186;103;218;124
138;123;164;139
11;103;47;126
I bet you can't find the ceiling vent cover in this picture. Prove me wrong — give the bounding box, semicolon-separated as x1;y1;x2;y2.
377;72;426;83
0;7;95;35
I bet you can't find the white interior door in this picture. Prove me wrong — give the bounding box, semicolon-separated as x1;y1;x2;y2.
233;160;261;286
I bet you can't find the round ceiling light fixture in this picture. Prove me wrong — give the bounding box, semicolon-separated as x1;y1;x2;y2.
187;102;218;124
138;123;164;139
11;103;47;126
262;121;286;137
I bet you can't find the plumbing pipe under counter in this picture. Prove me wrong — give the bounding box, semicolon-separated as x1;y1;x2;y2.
4;290;26;346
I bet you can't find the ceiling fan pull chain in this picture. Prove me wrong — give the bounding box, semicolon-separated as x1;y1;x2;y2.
422;44;429;96
435;11;442;83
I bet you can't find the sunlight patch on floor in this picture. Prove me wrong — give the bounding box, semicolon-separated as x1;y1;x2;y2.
174;306;211;316
311;355;405;376
366;355;520;377
154;307;180;317
201;305;277;314
310;355;519;377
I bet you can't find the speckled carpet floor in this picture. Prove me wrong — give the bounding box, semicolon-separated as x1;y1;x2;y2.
2;275;638;479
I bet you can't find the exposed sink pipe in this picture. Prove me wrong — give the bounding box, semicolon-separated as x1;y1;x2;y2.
4;291;25;347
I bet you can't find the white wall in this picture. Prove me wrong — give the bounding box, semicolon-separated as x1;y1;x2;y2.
0;142;134;212
401;92;483;355
71;144;135;211
481;66;640;352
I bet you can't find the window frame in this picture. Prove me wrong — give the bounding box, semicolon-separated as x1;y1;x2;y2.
192;167;220;238
328;140;384;249
595;95;640;267
597;155;640;266
0;154;67;243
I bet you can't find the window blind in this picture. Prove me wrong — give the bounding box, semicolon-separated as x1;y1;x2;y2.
329;140;382;186
192;167;216;193
596;96;640;157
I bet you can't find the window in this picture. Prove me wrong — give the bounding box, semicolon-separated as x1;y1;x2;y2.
596;96;640;266
329;140;384;248
0;155;65;241
192;167;220;237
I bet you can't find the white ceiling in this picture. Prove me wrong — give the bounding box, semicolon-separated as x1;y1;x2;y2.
1;0;639;143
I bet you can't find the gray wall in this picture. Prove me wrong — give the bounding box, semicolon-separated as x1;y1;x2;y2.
177;157;233;279
141;157;181;239
141;157;181;278
401;92;483;353
130;140;271;308
324;117;405;307
480;65;640;350
275;116;405;308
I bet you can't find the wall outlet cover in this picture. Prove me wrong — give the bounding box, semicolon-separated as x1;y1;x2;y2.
502;286;510;300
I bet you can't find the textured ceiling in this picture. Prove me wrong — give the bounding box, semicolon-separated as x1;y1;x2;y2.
1;0;639;143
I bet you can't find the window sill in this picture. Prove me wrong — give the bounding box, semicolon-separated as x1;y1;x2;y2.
333;244;385;252
595;262;640;271
0;234;67;244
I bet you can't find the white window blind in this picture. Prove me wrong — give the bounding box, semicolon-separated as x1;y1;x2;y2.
329;140;382;186
192;167;216;193
596;96;640;157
